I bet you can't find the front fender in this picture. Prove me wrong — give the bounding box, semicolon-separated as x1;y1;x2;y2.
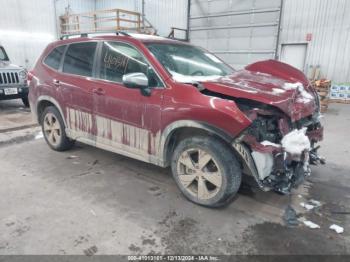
159;120;236;166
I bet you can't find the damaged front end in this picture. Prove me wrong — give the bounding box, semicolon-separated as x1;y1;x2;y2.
233;100;325;194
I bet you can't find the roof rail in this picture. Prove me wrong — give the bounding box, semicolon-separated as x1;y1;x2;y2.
59;31;130;40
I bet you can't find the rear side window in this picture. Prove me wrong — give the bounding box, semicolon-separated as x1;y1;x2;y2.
63;42;97;77
44;45;66;70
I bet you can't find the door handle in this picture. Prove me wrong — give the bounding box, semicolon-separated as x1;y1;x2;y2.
53;79;60;87
92;88;105;95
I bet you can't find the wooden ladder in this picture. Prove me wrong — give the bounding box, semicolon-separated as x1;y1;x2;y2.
59;8;157;36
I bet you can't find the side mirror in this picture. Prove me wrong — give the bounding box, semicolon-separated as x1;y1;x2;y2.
122;72;149;89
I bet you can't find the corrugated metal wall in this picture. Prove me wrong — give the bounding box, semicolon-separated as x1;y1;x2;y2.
189;0;282;69
0;0;57;69
0;0;188;69
279;0;350;83
95;0;140;12
142;0;188;37
0;0;96;69
55;0;96;15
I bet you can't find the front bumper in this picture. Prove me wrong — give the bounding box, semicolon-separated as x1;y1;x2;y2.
233;116;324;194
0;85;28;100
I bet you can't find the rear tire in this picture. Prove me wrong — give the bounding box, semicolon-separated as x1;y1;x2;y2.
40;106;74;151
22;97;29;107
171;136;242;207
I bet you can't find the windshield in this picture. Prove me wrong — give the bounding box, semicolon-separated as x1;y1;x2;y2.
0;47;9;61
146;43;233;82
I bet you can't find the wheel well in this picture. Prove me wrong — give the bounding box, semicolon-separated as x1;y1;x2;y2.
164;127;232;166
37;100;55;123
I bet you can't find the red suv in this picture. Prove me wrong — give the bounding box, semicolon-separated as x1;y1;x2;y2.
29;32;324;207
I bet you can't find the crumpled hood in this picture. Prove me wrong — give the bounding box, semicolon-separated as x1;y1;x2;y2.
0;61;23;70
199;60;317;121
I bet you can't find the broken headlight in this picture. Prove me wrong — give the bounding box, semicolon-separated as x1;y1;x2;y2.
248;116;282;143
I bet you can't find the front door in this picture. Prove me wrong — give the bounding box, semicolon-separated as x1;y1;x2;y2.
93;41;164;160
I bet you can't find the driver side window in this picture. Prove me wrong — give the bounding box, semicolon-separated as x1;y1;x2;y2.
99;41;162;87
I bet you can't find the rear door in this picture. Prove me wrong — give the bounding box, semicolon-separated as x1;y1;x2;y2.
59;41;98;137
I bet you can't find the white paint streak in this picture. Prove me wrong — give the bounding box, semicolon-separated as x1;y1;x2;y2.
283;82;314;103
67;108;161;157
67;108;93;132
272;88;286;94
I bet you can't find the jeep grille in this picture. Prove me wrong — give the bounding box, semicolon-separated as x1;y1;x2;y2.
0;72;19;85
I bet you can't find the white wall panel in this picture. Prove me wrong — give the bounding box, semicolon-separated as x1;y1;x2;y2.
0;0;97;69
279;0;350;83
189;0;282;70
143;0;188;37
55;0;96;16
0;0;58;69
95;0;140;12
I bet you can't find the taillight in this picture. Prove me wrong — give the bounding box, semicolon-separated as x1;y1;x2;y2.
27;71;33;86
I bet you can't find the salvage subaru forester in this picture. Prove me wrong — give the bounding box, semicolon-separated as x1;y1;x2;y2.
28;32;324;207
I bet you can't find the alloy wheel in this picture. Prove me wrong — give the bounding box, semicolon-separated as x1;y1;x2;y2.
176;148;223;200
43;113;62;146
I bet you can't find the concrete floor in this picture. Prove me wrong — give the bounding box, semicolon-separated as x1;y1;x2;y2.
0;99;349;255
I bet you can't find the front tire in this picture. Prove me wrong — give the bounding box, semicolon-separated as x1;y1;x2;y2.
40;106;74;151
171;136;242;207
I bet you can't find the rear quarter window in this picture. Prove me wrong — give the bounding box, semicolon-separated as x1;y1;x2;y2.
63;42;97;77
44;45;66;70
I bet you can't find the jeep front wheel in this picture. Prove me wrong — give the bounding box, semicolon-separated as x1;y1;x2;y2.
171;136;242;207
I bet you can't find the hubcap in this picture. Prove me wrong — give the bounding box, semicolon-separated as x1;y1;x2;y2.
176;148;222;200
43;113;61;146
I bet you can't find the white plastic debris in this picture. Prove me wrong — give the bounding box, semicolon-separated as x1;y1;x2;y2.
329;224;344;234
261;140;281;147
251;151;274;180
300;202;315;210
67;155;79;159
309;199;322;207
35;132;44;139
303;220;320;229
281;128;311;155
